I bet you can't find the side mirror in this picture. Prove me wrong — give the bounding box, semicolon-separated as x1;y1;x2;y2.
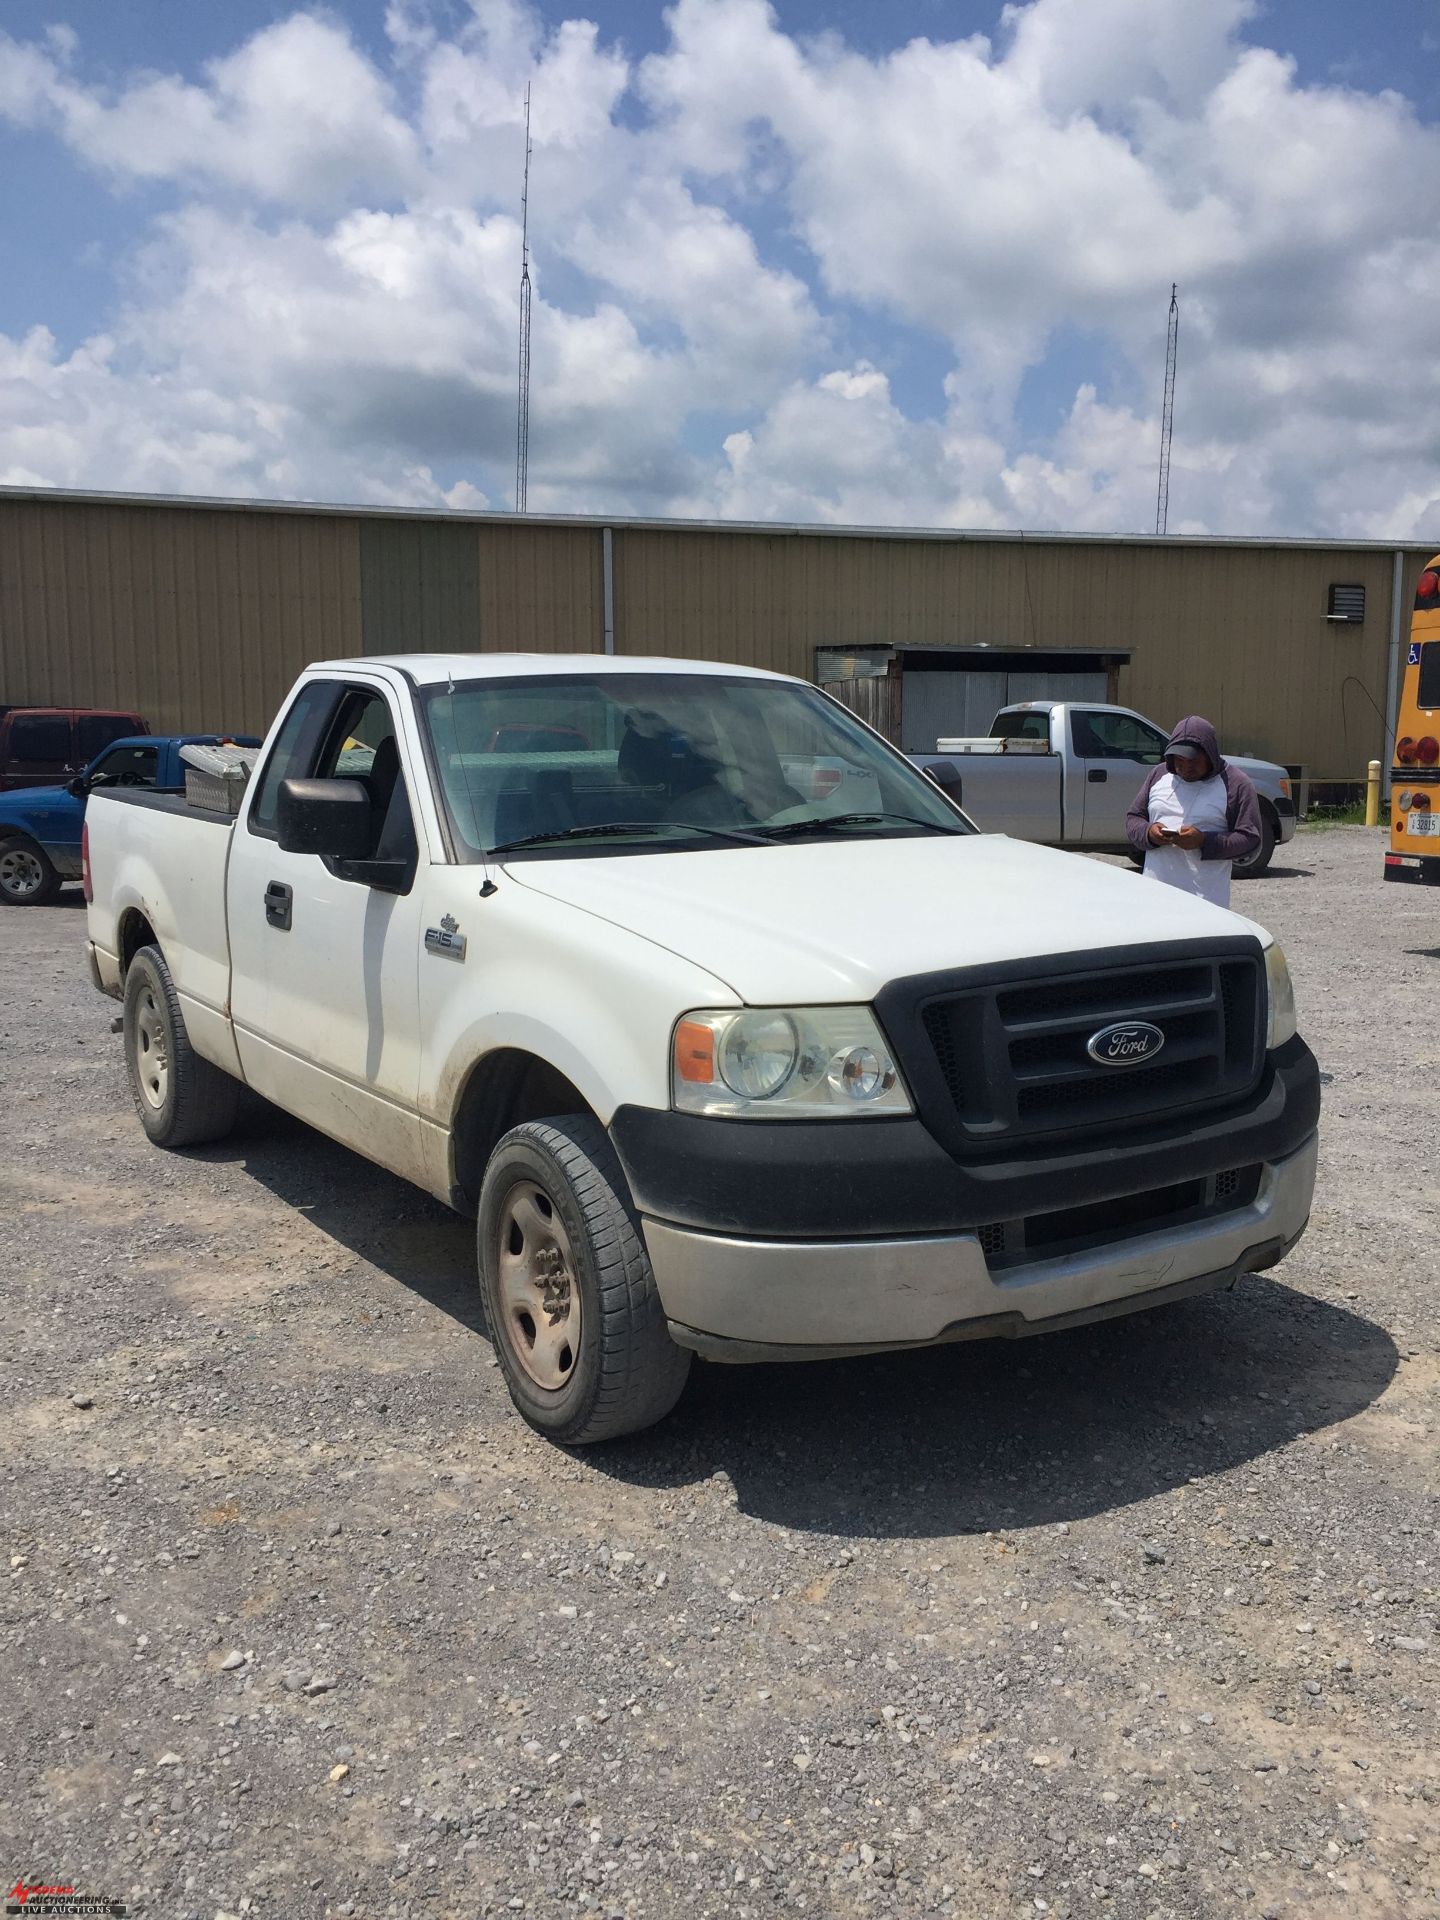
923;760;963;804
67;776;88;797
276;778;374;860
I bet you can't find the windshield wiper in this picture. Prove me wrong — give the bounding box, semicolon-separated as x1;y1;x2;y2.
763;811;965;840
489;820;772;853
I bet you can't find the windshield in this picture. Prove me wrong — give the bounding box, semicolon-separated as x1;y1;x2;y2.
421;672;973;858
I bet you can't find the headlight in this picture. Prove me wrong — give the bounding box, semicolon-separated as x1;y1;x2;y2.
673;1007;912;1118
1264;940;1297;1050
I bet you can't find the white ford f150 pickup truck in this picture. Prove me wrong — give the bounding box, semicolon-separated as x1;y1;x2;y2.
84;654;1320;1443
911;701;1298;874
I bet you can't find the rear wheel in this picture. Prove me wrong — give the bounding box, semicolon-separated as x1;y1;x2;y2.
0;837;61;906
123;945;240;1148
477;1116;691;1444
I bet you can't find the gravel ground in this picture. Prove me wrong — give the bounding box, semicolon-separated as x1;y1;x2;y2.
1;825;1436;1920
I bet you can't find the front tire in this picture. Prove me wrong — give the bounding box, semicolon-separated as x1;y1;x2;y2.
0;837;61;905
1234;808;1278;877
477;1116;691;1444
123;945;240;1148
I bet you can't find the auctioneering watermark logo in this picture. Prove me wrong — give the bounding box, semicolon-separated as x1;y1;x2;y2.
6;1881;126;1916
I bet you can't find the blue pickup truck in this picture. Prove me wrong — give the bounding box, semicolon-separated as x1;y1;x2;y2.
0;734;259;905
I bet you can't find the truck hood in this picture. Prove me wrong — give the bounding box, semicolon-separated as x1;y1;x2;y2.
505;833;1263;1004
0;783;79;824
1229;753;1287;787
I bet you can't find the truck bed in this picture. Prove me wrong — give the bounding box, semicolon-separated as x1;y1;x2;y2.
912;747;1064;842
85;787;240;1077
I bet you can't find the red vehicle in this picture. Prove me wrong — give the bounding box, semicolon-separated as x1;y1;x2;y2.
0;707;149;792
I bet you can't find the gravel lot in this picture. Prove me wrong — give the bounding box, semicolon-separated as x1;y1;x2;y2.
2;825;1436;1920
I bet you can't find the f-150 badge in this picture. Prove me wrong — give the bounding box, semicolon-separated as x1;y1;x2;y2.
425;913;466;959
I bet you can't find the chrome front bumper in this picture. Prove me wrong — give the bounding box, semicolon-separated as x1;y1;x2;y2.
644;1133;1317;1362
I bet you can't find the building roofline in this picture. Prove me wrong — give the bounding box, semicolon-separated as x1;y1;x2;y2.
0;481;1430;556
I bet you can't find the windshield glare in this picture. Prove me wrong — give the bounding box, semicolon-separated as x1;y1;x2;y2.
421;672;972;857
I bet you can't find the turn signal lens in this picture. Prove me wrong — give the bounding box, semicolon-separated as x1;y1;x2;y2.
1418;736;1440;767
1397;737;1418;765
673;1019;715;1084
82;822;92;903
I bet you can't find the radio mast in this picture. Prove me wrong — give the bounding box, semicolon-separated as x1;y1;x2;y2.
515;85;533;514
1155;283;1178;535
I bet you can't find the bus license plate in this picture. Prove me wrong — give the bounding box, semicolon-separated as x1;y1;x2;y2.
1409;812;1440;835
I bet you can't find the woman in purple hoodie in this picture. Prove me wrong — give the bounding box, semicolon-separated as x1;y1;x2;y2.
1125;716;1262;908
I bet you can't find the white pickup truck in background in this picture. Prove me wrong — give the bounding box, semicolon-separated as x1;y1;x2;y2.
84;655;1320;1443
911;701;1298;874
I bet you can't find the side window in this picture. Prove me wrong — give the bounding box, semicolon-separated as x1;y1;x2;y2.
90;744;159;788
992;711;1051;743
248;681;343;838
9;714;72;768
1072;711;1166;763
320;688;397;781
77;714;139;761
314;687;418;880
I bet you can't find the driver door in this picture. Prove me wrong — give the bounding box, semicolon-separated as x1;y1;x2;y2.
227;679;430;1188
1071;709;1167;845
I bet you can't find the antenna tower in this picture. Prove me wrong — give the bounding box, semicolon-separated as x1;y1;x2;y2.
515;85;533;514
1155;283;1178;535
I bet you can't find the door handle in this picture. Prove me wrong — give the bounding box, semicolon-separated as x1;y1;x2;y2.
1087;768;1108;783
264;880;293;930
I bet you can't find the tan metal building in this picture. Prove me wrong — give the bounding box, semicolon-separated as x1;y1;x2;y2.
1;484;1430;781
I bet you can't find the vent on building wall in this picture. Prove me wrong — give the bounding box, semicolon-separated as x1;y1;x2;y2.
1326;583;1366;623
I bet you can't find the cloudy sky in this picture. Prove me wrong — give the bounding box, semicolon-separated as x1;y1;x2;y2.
1;0;1438;536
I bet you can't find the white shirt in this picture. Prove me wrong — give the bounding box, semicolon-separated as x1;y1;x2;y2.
1144;769;1233;907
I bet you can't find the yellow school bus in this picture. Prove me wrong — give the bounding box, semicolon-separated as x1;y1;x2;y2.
1387;556;1440;886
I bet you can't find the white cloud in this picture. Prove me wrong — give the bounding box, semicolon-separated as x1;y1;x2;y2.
1;0;1439;536
0;14;422;206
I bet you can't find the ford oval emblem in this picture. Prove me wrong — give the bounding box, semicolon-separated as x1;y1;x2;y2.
1086;1020;1166;1067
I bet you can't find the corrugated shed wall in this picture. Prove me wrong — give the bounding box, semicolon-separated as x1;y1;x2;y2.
474;522;602;652
359;520;480;655
0;497;362;737
612;528;1405;773
0;490;1424;774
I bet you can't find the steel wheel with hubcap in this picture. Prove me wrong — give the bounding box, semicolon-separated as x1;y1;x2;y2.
496;1180;582;1389
477;1116;691;1444
0;838;60;906
132;976;170;1114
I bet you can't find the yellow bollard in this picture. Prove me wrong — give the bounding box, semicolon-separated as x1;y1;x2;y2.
1365;760;1381;828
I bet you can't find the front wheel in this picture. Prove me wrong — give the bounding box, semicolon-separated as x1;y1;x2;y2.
0;837;61;906
477;1116;691;1443
123;945;240;1148
1234;809;1278;878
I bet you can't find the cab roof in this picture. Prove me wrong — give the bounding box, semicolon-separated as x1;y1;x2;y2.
305;653;796;688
